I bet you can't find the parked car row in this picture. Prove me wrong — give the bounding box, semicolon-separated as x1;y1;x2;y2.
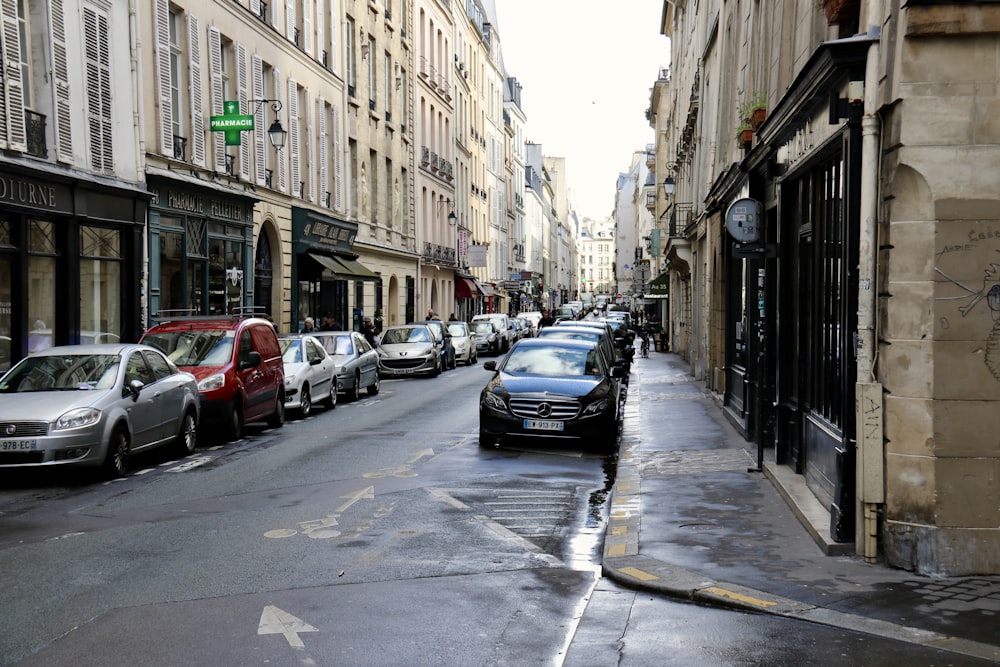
0;314;395;479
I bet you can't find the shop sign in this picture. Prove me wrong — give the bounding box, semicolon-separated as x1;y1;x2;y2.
151;186;252;224
292;207;358;253
210;101;254;146
0;172;70;213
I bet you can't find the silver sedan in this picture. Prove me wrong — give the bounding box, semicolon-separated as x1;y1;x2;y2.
311;331;381;400
0;343;201;478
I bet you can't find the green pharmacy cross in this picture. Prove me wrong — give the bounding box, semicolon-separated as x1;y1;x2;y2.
210;99;286;149
210;101;254;146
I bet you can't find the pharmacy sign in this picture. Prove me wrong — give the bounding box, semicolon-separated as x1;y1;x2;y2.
210;101;254;146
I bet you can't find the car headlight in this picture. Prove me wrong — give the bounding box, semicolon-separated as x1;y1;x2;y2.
284;373;297;386
198;373;225;392
582;398;610;416
483;392;506;410
54;407;101;431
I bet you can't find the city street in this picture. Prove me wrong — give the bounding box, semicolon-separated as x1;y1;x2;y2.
2;358;996;666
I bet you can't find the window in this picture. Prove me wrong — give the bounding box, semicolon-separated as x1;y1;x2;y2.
346;17;356;96
80;226;121;344
367;36;376;110
15;0;31;109
384;52;392;119
168;9;183;141
28;220;57;353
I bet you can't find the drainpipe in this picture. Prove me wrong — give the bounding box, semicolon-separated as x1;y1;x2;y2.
128;0;149;329
855;14;884;563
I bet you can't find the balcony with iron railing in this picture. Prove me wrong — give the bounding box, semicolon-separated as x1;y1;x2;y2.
422;242;456;264
25;110;47;159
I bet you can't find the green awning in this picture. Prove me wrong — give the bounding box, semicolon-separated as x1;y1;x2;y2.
308;253;379;281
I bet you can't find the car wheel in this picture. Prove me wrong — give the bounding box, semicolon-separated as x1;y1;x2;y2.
347;372;360;400
448;353;457;370
267;391;286;428
430;358;441;377
102;426;130;478
470;350;478;365
174;409;198;457
367;372;380;396
324;380;338;409
225;401;244;442
478;429;499;448
299;384;312;418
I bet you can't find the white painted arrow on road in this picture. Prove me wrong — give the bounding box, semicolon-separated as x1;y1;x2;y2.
258;605;318;648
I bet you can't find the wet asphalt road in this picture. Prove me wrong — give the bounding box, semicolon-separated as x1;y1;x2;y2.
1;356;994;666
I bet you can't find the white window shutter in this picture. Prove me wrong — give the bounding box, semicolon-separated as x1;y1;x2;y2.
252;55;266;187
275;69;287;193
187;15;204;166
306;90;315;203
288;78;300;198
318;99;328;208
0;0;26;151
84;6;113;172
332;104;342;212
208;26;224;172
315;0;325;66
152;0;172;157
303;0;313;57
286;0;295;43
237;43;250;181
50;0;73;163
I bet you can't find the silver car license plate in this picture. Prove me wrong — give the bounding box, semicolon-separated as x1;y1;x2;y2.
523;419;563;431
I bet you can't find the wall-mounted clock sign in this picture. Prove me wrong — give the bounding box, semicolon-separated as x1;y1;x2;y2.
725;198;762;243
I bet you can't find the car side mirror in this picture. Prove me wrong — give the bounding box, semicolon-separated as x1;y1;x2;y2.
483;361;497;371
240;350;262;370
310;357;321;366
127;379;144;400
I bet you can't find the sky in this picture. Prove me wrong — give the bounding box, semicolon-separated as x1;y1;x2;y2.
493;1;669;222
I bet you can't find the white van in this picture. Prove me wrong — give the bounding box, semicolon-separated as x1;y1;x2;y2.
472;313;515;353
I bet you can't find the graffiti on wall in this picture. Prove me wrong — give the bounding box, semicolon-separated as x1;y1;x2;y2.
935;257;1000;381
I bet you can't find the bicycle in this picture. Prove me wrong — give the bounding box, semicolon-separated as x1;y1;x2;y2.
639;333;650;358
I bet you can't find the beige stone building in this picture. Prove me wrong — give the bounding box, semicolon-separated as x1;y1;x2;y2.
654;0;1000;574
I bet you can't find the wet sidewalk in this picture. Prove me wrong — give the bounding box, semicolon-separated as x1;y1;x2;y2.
602;352;1000;663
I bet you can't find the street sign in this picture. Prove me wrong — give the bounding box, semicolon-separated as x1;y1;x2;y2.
725;198;762;242
732;243;777;259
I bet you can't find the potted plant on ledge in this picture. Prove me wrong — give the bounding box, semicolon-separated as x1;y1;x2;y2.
737;122;753;150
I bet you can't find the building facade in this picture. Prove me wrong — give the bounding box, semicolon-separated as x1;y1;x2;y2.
655;0;1000;575
0;0;147;372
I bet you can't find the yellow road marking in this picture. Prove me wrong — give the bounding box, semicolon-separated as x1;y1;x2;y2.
607;543;627;557
703;586;778;608
617;566;659;581
611;525;627;536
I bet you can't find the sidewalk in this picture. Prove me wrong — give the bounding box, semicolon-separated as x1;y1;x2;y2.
602;351;1000;663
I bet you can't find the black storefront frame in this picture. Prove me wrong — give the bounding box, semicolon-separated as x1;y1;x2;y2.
146;174;256;322
0;165;146;368
291;206;380;334
731;36;872;544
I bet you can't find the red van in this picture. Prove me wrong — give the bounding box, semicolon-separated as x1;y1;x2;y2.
141;316;285;441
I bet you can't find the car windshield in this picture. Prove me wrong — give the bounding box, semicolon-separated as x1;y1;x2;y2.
382;327;429;344
448;323;468;337
501;346;603;377
144;330;235;366
473;322;496;334
279;339;302;363
0;354;120;392
319;335;354;356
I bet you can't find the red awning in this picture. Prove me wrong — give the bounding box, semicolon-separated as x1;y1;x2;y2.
455;277;481;298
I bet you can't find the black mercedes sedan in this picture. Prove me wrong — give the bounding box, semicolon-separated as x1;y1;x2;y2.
479;338;626;452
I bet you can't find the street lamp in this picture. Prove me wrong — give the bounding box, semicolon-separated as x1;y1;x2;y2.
438;198;457;225
663;176;675;197
249;99;287;150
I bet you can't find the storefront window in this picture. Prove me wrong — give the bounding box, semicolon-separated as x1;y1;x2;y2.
208;236;244;315
0;218;10;370
80;225;121;343
158;216;184;315
28;220;57;353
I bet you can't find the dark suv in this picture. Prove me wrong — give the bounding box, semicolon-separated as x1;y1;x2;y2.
141;316;285;441
411;319;456;370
